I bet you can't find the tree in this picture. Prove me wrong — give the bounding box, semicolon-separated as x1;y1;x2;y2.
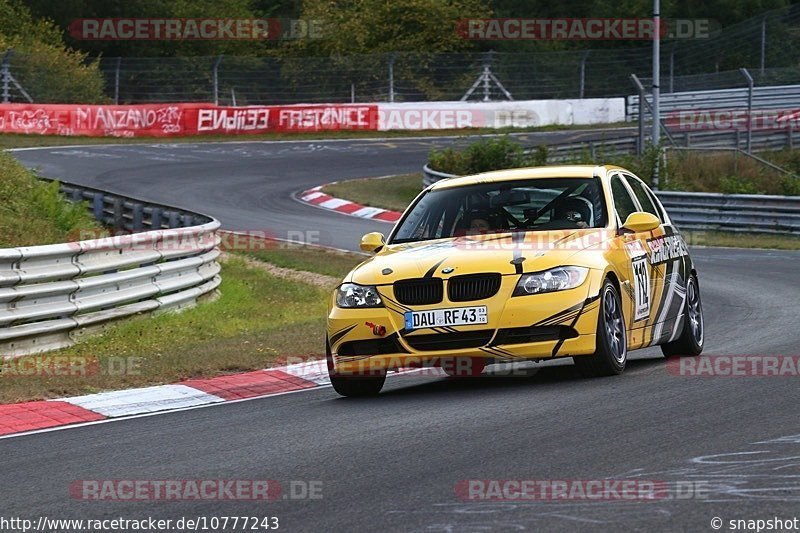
0;0;106;103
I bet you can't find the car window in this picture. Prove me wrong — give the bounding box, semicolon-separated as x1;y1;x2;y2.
623;174;661;220
645;187;668;222
609;174;639;224
391;177;608;244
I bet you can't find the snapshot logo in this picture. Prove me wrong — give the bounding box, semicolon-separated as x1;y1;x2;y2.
0;356;142;378
68;18;323;41
455;479;709;501
457;18;715;40
667;109;800;131
69;480;322;501
667;355;800;377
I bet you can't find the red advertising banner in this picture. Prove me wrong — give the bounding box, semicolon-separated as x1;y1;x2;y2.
0;103;378;137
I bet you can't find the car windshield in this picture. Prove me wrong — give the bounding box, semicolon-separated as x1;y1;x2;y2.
391;178;608;244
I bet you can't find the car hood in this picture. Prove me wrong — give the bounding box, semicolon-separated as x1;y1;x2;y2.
349;229;614;285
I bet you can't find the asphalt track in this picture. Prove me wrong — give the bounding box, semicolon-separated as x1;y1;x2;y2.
4;131;800;532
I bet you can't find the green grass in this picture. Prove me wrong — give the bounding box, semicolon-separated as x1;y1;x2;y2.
240;240;365;279
0;256;345;404
0;149;367;404
686;230;800;250
0;151;99;247
323;173;422;213
0;122;629;150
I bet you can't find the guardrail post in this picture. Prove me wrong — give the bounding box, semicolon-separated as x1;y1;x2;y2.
71;189;82;203
740;68;754;154
168;211;179;228
789;122;794;150
132;203;144;231
151;207;163;229
112;197;124;231
92;193;104;221
182;214;193;227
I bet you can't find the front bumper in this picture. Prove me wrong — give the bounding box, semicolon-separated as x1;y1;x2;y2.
327;273;602;374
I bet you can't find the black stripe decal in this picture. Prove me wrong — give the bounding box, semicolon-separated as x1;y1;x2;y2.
329;324;357;346
552;302;585;357
424;258;447;278
511;232;525;274
531;301;584;327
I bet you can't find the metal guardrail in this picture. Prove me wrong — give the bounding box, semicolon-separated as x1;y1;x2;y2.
0;181;222;358
627;84;800;121
422;165;800;235
521;128;800;164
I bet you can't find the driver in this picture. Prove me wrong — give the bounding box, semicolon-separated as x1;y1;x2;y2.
553;198;591;229
464;210;493;235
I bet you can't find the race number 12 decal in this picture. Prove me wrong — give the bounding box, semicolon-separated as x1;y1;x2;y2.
632;256;651;321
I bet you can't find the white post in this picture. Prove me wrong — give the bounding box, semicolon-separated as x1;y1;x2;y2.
652;0;661;189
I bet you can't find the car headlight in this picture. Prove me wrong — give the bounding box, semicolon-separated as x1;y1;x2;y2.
513;266;589;296
336;283;383;308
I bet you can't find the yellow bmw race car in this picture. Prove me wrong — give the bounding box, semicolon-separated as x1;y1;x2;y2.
326;165;704;396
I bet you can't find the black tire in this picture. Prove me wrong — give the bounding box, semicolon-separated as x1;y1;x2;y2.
573;279;627;378
661;274;704;357
326;339;385;397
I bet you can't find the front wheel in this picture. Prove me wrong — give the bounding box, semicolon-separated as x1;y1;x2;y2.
661;274;704;357
573;279;627;378
326;339;385;397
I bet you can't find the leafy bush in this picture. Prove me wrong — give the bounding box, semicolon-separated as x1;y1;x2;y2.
428;136;531;175
428;136;800;196
0;151;98;247
0;0;106;103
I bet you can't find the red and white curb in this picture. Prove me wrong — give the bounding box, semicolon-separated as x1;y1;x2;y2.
0;361;331;437
298;184;403;223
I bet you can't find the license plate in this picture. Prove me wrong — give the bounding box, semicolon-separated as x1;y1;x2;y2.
404;306;488;331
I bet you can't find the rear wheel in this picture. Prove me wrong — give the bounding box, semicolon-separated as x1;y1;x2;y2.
573;279;627;378
326;340;385;397
661;274;704;357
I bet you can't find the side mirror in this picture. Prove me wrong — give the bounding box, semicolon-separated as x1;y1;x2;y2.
360;232;385;253
622;212;661;233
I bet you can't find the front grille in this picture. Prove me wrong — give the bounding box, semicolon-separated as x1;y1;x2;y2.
448;273;502;302
492;326;579;346
403;330;494;351
394;278;443;305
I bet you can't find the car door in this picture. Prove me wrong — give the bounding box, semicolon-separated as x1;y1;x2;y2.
608;172;661;349
622;173;689;347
